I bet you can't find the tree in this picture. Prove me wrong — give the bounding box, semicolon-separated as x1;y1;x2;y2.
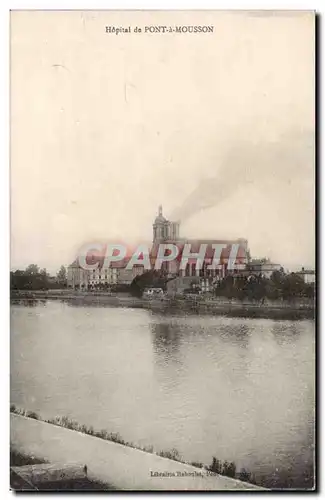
57;265;67;287
251;275;268;301
10;270;29;290
233;276;247;301
304;283;315;299
222;461;236;478
281;273;305;301
130;270;166;297
10;264;50;291
25;264;39;275
209;457;222;474
37;268;49;290
215;275;235;299
239;468;251;482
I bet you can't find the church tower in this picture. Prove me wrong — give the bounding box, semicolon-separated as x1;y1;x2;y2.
152;205;181;243
153;205;168;243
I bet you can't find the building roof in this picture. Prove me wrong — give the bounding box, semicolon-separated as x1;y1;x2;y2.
69;259;79;268
154;215;168;224
249;262;280;268
250;258;269;265
150;239;248;264
68;256;146;270
154;204;168;224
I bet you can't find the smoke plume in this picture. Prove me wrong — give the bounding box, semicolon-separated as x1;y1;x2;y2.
170;129;314;223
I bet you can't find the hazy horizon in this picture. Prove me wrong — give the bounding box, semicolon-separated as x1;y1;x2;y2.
10;10;315;274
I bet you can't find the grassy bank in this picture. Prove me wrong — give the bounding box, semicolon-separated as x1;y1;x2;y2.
10;449;46;467
10;405;256;486
10;449;115;491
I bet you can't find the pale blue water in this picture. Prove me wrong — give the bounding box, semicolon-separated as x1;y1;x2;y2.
11;300;315;488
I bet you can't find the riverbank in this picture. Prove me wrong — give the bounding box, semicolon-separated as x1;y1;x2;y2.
10;405;255;483
10;412;265;491
10;450;114;491
11;290;315;320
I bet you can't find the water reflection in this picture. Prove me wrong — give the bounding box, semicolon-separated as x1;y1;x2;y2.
218;323;250;348
11;298;39;307
10;302;315;489
271;321;301;346
150;322;182;356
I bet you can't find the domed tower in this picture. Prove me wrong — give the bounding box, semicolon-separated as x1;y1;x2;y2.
153;205;181;244
153;205;169;243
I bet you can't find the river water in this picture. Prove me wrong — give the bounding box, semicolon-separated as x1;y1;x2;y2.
10;300;315;488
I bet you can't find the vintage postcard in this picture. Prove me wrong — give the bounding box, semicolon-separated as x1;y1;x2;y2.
10;10;315;491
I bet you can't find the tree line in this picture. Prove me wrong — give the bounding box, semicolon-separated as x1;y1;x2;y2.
130;269;314;301
11;264;315;302
10;264;67;291
214;270;314;301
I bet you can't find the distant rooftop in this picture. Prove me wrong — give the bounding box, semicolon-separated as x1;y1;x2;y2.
297;268;315;274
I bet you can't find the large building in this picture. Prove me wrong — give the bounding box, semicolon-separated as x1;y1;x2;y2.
247;258;282;279
151;205;249;280
67;258;144;289
67;205;249;289
296;267;316;284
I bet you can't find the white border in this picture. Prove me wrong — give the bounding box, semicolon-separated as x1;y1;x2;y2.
2;3;10;499
2;0;325;9
2;2;322;499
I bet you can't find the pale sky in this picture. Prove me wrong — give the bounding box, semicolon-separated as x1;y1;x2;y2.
10;10;315;273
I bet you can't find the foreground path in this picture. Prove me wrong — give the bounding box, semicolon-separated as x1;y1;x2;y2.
11;414;265;491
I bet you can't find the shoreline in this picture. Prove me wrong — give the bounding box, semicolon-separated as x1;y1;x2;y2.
10;408;265;490
11;290;315;320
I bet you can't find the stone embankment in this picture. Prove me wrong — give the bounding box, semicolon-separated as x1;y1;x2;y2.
11;414;265;491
